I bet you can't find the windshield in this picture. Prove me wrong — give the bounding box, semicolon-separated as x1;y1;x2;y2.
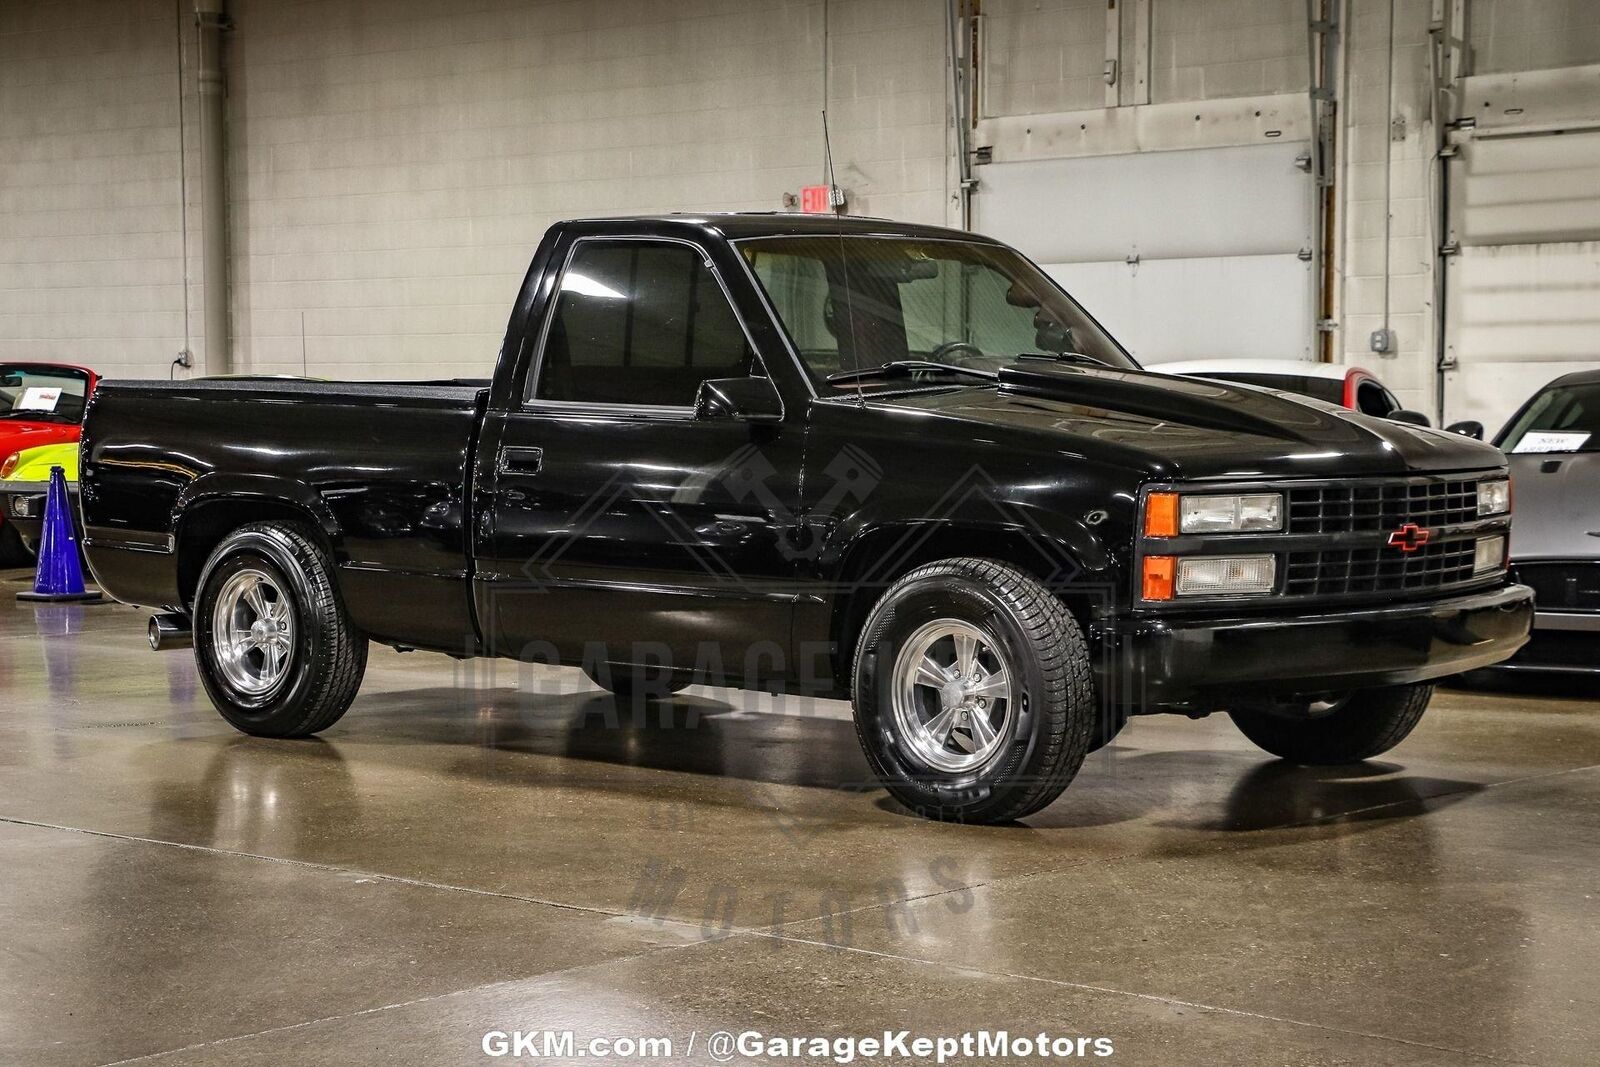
739;237;1136;391
1497;381;1600;454
0;365;90;423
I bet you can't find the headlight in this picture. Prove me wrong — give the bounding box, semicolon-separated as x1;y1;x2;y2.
1477;478;1510;517
1144;491;1283;535
1142;554;1277;600
1474;534;1506;575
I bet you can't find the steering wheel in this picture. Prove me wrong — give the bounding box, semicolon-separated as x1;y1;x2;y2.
929;340;987;367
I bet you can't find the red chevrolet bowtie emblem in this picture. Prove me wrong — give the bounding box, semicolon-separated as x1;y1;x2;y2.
1387;522;1432;552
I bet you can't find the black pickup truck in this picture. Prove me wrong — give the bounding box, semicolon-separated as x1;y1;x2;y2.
80;214;1532;823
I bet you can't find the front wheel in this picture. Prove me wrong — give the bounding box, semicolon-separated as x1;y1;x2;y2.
852;558;1095;824
1229;683;1433;764
193;521;367;738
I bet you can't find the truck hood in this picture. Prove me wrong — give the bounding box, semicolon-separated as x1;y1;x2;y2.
879;364;1503;480
1507;451;1600;560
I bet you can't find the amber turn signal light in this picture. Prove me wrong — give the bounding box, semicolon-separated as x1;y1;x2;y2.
1142;555;1176;601
1143;492;1179;537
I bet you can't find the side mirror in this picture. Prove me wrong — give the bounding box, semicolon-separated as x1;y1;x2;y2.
1445;420;1484;440
1389;409;1431;428
694;377;784;423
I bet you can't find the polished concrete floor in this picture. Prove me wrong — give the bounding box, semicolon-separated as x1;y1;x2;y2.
2;571;1598;1066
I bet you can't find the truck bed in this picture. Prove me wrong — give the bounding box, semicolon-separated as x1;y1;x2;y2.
80;377;488;653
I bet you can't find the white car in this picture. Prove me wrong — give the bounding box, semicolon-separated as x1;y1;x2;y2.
1153;359;1426;424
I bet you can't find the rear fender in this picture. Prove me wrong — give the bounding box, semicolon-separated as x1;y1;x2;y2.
172;476;344;608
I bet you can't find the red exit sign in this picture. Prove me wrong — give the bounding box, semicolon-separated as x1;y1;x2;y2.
799;184;836;214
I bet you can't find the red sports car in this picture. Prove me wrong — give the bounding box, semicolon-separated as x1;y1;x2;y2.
0;362;98;563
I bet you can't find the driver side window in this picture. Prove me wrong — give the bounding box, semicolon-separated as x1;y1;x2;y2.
532;240;757;407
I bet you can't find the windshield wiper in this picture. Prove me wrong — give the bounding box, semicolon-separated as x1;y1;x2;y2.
1017;351;1116;368
826;360;996;385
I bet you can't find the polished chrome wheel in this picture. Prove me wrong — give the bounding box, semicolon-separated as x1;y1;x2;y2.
211;568;294;696
890;618;1013;773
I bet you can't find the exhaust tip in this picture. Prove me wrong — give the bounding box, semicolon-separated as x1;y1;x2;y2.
148;613;191;651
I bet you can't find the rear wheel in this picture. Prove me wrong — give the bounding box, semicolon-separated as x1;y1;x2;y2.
851;558;1094;824
193;521;367;738
1229;683;1433;764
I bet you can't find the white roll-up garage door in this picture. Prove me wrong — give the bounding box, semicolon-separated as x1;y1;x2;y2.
1443;126;1600;434
971;141;1317;364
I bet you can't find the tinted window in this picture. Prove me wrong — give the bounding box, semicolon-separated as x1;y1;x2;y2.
1498;381;1600;454
742;237;1134;391
533;241;755;406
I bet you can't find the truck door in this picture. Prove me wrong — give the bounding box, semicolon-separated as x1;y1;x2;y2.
477;236;805;684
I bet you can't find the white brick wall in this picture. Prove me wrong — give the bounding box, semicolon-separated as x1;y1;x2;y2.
1469;0;1600;75
1336;0;1441;414
226;0;948;379
1151;0;1306;103
3;0;1597;399
0;0;193;380
980;0;1107;117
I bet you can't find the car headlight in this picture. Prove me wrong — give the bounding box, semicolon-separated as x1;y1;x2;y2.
1144;491;1283;535
1474;534;1506;575
1477;478;1510;517
1143;554;1277;600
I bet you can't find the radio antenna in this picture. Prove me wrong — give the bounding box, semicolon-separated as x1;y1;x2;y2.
825;0;864;406
825;109;864;409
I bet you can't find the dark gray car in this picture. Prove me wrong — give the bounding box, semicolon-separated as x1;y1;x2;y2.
1493;370;1600;673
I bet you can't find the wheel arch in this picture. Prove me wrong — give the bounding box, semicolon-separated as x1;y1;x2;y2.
824;518;1116;686
174;479;341;609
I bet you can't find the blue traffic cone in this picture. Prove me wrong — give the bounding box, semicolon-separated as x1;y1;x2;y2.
17;466;103;603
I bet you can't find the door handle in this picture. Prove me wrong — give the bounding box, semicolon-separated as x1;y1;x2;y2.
498;446;544;476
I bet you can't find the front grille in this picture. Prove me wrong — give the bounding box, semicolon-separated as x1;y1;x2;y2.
1285;536;1479;597
1287;478;1479;535
1515;561;1600;611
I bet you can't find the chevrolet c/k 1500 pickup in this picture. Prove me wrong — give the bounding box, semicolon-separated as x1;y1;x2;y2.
78;214;1533;823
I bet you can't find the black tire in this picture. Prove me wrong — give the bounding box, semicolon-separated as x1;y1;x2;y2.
1229;683;1433;764
583;663;691;699
0;521;33;567
192;521;367;738
851;558;1095;824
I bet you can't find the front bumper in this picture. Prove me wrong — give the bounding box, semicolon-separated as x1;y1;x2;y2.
1114;583;1534;706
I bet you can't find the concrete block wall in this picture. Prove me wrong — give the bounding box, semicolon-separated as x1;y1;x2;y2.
980;0;1107;116
1468;0;1600;75
0;0;193;380
226;0;948;379
3;0;1598;392
1151;0;1307;102
1336;0;1439;413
